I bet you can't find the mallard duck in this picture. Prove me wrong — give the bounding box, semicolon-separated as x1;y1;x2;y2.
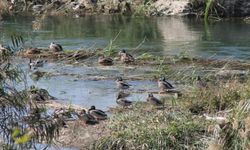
116;92;132;107
116;77;131;89
196;76;208;88
29;92;46;102
29;58;46;69
49;42;63;52
119;49;135;64
25;47;41;55
88;106;107;120
78;109;98;126
147;93;163;106
53;113;68;128
158;77;174;92
37;88;57;100
117;91;130;98
98;55;113;66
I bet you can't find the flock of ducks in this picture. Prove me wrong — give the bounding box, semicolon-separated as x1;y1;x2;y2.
27;42;208;126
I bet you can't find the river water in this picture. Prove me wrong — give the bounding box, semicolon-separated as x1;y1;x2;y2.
1;15;250;111
1;15;250;59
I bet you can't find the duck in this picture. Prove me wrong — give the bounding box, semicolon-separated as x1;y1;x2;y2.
25;47;41;55
119;49;135;64
29;91;46;102
147;93;163;106
88;106;107;120
29;58;47;69
116;92;132;107
53;113;68;128
49;42;63;52
117;91;130;98
98;55;113;66
116;77;131;89
78;109;98;126
158;76;174;92
195;76;208;89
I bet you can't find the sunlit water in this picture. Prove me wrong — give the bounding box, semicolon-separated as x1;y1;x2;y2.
2;14;250;150
2;15;250;110
1;15;250;59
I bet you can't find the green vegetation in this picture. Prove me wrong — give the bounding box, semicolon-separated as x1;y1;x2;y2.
92;75;250;149
204;0;214;21
0;35;61;149
93;102;209;149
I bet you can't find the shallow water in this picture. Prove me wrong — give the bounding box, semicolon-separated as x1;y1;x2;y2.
3;15;250;110
15;57;158;110
1;15;250;59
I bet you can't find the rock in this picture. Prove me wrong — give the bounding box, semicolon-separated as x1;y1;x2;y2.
152;0;191;16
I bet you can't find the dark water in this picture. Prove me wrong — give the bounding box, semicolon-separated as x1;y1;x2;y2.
1;15;250;59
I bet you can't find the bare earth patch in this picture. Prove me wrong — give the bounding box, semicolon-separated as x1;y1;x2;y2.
55;120;109;149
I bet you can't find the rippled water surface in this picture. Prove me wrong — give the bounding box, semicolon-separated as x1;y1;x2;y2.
2;15;250;111
1;15;250;59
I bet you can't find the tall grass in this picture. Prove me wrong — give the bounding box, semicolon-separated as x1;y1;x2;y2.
204;0;214;21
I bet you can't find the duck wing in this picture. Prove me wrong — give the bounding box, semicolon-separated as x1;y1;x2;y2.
104;58;113;63
117;98;132;106
121;81;131;87
163;81;174;89
56;44;63;51
90;109;107;118
149;97;163;106
127;53;135;60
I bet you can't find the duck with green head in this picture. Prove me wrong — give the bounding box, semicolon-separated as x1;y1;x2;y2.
78;109;98;126
88;106;107;120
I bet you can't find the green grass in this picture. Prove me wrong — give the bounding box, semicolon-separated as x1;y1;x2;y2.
93;102;209;149
204;0;214;21
92;69;250;149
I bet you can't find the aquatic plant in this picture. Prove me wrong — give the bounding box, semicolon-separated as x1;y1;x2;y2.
103;31;121;57
0;37;61;149
204;0;214;21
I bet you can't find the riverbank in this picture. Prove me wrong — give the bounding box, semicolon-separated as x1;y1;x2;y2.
19;47;250;149
1;0;250;19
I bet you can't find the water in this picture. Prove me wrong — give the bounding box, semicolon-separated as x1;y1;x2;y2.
2;15;250;110
1;15;250;59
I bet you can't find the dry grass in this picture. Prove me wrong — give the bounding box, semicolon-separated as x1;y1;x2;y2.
0;0;10;16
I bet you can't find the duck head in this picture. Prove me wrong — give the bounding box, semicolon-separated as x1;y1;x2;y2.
79;109;87;115
197;76;201;81
159;76;166;81
116;77;123;82
90;105;96;110
118;49;126;56
148;93;154;97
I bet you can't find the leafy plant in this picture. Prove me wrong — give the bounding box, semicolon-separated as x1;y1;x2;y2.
0;35;61;149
